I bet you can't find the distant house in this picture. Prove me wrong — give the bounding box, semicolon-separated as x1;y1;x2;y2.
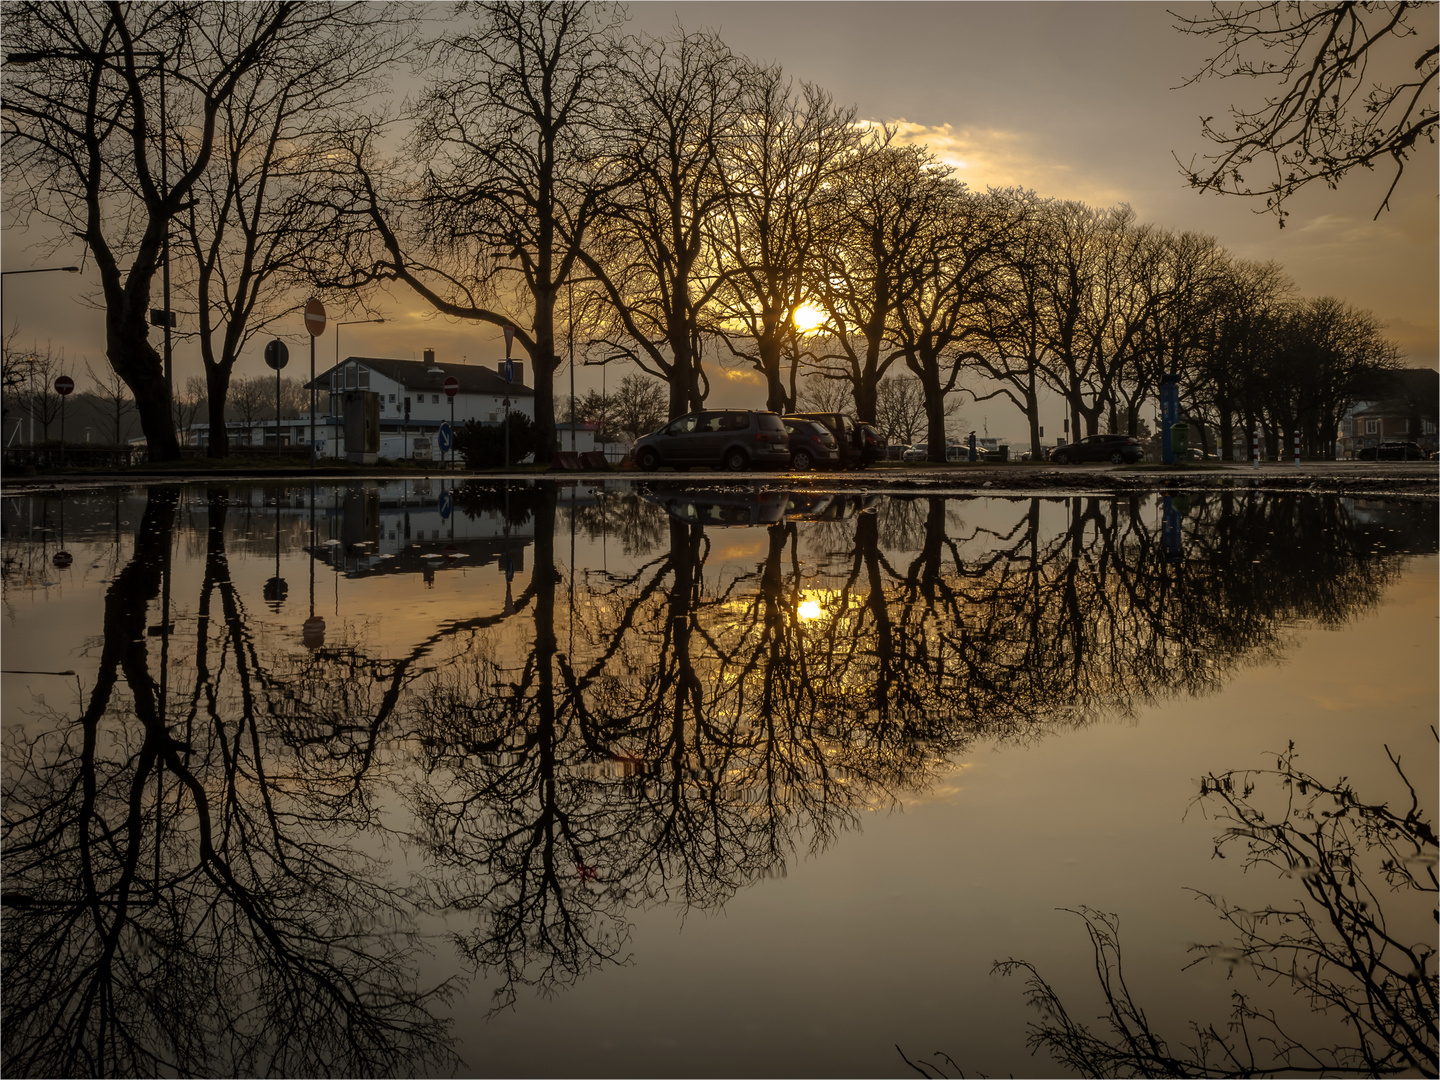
299;350;536;460
1337;368;1438;458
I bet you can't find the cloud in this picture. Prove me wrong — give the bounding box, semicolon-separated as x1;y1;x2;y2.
877;119;1130;207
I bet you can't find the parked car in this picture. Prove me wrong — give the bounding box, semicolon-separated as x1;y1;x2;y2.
1049;434;1143;465
633;410;790;471
640;485;786;527
780;417;841;470
1356;441;1426;461
787;412;880;469
902;443;929;462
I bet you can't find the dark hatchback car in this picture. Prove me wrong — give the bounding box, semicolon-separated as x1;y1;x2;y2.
1356;441;1426;461
633;410;790;471
787;412;882;469
780;417;840;470
1049;434;1143;465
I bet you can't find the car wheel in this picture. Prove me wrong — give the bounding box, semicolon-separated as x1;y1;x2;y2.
1110;451;1124;464
636;447;660;472
792;449;813;471
1053;451;1069;465
722;447;749;471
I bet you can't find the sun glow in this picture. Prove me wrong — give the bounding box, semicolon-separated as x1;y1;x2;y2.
791;302;827;335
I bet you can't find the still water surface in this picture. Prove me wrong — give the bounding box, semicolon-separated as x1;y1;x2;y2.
2;480;1435;1077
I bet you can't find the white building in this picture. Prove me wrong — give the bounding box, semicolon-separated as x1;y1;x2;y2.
309;350;536;460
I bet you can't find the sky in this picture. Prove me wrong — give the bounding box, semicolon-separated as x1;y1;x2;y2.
3;1;1435;442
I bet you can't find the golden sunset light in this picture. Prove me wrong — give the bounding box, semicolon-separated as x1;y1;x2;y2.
791;302;827;335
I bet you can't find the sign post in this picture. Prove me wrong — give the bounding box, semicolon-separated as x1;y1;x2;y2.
304;299;326;467
54;374;73;467
264;339;290;457
444;375;459;469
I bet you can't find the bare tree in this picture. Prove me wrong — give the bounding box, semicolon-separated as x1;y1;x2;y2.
610;372;668;439
324;2;626;459
84;360;135;446
892;186;1018;462
710;67;861;413
812;134;954;423
180;4;411;458
580;28;744;420
1175;1;1438;222
796;373;853;414
8;342;68;442
1;3;334;459
172;373;208;445
227;373;271;441
873;375;934;446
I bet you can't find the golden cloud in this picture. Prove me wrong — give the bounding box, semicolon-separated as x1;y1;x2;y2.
877;119;1129;207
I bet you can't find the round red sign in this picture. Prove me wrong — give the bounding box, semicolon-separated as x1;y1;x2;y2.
54;375;74;396
304;297;327;337
443;375;460;398
52;550;73;569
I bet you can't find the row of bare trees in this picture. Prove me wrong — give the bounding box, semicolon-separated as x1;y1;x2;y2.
2;3;1409;461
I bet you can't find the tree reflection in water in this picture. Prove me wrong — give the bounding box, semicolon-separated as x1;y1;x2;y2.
902;743;1437;1078
2;482;1433;1073
2;487;456;1078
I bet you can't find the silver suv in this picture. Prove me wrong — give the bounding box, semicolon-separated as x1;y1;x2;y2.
633;410;791;471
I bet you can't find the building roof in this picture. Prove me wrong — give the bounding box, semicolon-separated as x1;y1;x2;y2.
305;357;533;396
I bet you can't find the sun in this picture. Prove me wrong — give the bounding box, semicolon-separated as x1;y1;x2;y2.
790;302;828;335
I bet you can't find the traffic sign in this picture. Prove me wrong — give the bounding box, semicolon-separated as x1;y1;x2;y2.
438;489;453;520
304;297;327;337
438;421;453;453
52;550;72;569
264;339;290;370
54;375;74;396
443;375;459;398
505;554;515;583
503;358;514;383
503;325;515;358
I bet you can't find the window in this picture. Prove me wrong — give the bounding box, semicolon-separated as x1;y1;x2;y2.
667;415;698;434
358;368;369;388
1364;419;1379;434
1399;418;1409;433
389;393;395;402
432;394;440;404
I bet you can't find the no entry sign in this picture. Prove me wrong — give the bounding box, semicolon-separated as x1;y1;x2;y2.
304;297;326;337
52;550;73;569
54;375;74;396
443;375;459;398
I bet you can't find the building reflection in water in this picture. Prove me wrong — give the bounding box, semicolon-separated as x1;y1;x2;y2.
1;481;1433;1075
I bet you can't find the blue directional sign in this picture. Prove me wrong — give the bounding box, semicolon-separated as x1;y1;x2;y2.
438;420;453;453
503;358;514;383
438;489;453;520
505;554;515;583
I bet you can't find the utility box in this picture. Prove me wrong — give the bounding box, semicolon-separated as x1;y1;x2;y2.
1171;421;1190;456
343;391;380;464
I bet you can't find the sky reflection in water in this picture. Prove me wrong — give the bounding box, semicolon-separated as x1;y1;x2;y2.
2;481;1434;1078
